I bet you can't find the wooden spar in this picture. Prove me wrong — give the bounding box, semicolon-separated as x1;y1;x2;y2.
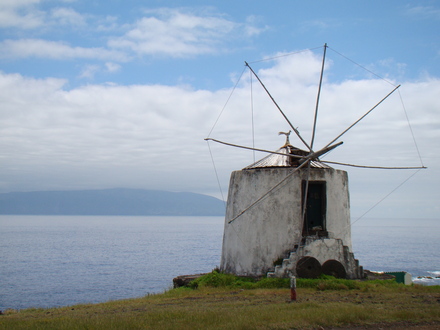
227;141;343;224
321;160;427;170
204;138;303;159
324;84;401;149
310;43;327;150
245;61;313;152
228;159;310;223
298;141;343;164
301;161;312;228
208;46;425;230
205;138;343;161
304;43;327;229
205;138;425;170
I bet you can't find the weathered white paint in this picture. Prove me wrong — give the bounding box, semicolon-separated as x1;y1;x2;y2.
220;166;359;277
268;237;362;279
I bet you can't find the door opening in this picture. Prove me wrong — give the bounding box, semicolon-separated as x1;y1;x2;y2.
302;181;327;237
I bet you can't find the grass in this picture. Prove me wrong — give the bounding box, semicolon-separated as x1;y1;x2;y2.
1;272;439;329
189;271;401;291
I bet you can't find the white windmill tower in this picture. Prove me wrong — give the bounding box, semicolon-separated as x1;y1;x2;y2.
206;44;425;279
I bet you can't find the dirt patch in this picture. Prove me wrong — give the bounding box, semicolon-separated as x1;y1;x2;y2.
327;320;440;329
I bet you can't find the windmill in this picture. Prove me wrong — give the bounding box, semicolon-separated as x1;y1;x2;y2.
205;44;425;279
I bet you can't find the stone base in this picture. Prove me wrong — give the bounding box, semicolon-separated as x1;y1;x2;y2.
267;236;363;279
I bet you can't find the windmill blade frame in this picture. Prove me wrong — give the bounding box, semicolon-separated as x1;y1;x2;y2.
206;44;424;225
245;61;313;152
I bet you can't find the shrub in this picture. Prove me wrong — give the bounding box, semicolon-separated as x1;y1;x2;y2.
187;271;402;291
189;270;254;289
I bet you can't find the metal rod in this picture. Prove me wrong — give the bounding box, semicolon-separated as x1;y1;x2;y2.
310;43;327;149
204;138;342;163
324;84;401;148
228;162;308;223
290;276;297;302
204;138;304;159
298;141;343;164
245;61;312;152
301;162;311;230
321;160;427;170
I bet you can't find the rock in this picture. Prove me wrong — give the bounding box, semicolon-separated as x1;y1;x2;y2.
173;274;206;288
363;270;395;281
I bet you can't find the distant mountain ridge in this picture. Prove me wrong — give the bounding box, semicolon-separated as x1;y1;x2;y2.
0;188;225;216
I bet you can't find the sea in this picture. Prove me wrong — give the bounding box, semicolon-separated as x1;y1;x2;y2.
0;215;439;311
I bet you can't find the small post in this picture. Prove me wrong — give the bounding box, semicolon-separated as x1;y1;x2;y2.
290;275;297;302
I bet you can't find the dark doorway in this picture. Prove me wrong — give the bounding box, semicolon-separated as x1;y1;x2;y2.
302;181;326;236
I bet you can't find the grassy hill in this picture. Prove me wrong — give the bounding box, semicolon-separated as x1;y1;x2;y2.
1;274;439;329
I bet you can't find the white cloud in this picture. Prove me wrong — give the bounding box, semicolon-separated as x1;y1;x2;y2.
105;62;121;73
0;70;223;192
0;39;129;61
243;15;269;37
0;6;265;64
78;64;100;79
0;0;41;7
77;62;120;79
0;52;438;218
50;7;86;26
0;1;104;33
0;0;44;29
0;1;90;29
96;15;120;32
405;5;440;20
108;8;260;57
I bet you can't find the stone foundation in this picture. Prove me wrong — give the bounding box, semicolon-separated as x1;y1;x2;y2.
267;236;363;279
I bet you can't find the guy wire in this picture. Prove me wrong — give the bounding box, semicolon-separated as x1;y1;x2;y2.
206;140;226;206
327;46;397;87
207;66;247;138
398;89;425;167
250;69;256;163
247;46;323;64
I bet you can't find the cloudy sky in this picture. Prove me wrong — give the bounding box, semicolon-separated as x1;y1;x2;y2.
0;0;439;219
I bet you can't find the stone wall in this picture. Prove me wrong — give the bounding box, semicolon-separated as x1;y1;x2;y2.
220;167;354;277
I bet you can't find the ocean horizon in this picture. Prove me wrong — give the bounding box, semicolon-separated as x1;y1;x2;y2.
1;215;439;310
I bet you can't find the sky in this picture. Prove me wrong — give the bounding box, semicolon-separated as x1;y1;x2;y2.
0;0;439;219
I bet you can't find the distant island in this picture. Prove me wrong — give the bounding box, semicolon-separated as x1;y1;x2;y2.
0;188;225;216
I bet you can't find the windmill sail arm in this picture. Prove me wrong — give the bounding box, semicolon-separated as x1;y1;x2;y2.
299;141;343;164
228;159;311;223
324;84;401;149
227;142;343;224
204;138;304;159
310;43;327;149
245;61;312;152
321;160;427;170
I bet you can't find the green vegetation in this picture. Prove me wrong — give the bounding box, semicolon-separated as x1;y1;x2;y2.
189;270;401;291
188;270;290;289
1;272;439;330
